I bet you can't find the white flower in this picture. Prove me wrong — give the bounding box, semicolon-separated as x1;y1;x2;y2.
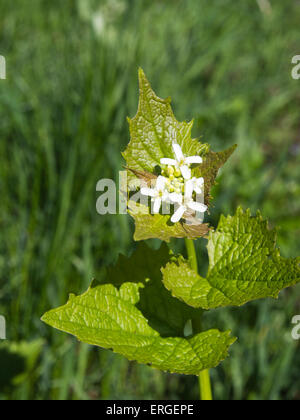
160;143;203;180
141;176;170;214
171;178;207;223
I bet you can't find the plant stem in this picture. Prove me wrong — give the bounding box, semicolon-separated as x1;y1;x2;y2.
185;238;213;401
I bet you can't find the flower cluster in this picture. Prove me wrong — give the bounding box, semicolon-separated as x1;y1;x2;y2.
141;144;207;223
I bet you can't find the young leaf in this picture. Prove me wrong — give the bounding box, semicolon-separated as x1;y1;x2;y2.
42;244;236;375
123;68;209;179
162;208;300;309
126;167;158;187
128;201;210;242
123;69;236;241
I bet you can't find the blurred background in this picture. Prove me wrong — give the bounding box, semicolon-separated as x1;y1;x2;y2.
0;0;299;400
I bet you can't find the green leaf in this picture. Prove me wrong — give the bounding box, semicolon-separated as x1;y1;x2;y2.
128;201;210;243
106;243;200;336
126;167;158;187
162;208;300;309
123;68;209;179
42;244;236;375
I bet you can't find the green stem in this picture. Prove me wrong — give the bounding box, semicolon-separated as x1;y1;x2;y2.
185;238;213;401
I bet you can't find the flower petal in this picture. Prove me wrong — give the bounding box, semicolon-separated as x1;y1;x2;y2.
186;156;203;165
171;205;186;223
160;158;177;166
156;175;167;190
169;193;183;204
141;188;156;197
185;179;194;199
180;165;191;180
172;143;184;161
153;198;162;214
188;201;208;213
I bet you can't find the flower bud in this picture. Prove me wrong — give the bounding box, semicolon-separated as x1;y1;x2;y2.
174;168;181;177
168;166;175;175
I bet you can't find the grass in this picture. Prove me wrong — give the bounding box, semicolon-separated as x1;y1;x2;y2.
0;0;299;400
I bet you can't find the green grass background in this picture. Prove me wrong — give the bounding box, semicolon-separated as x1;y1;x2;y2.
0;0;299;400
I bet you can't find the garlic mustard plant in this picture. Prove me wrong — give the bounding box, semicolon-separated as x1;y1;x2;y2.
42;69;300;401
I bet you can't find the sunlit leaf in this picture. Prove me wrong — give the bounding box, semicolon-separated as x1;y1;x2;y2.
162;208;300;309
42;245;236;374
